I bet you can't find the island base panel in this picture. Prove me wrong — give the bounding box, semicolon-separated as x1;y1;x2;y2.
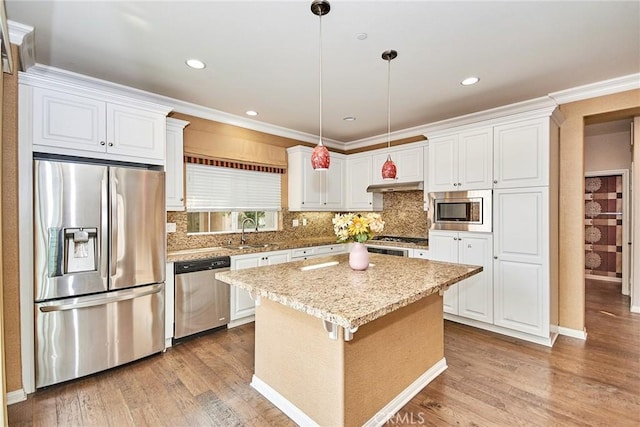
254;295;444;427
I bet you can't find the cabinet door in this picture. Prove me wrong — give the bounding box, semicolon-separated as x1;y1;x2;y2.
395;146;424;183
107;103;166;161
165;122;185;211
494;118;548;188
458;128;493;190
324;156;345;210
262;250;291;266
300;152;324;209
230;255;261;321
457;233;493;323
346;155;376;210
32;87;107;153
428;231;460;314
493;188;549;337
428;135;458;192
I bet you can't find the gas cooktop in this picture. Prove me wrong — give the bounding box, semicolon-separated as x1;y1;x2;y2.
371;235;429;245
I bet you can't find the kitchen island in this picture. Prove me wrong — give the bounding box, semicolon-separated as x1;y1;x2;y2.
216;253;481;427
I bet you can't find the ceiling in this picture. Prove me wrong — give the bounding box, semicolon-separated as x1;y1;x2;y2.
5;1;640;146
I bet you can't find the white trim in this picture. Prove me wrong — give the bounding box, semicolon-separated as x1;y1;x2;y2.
6;389;27;405
585;274;622;284
444;314;555;347
16;63;638;151
251;375;318;427
550;73;640;105
362;358;447;427
557;326;588;340
631;305;640;314
227;316;255;329
586;169;631;296
251;358;447;427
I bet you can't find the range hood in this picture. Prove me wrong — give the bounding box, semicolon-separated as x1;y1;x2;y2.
366;181;424;193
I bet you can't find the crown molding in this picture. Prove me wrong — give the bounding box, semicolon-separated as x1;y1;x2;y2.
549;73;640;105
17;61;637;150
7;20;35;70
21;63;344;150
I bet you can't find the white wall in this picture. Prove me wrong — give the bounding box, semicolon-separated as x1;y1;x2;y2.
585;127;631;173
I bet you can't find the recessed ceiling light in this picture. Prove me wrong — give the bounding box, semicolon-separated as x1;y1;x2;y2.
343;116;356;121
246;110;258;116
356;33;367;40
185;59;206;70
461;76;480;86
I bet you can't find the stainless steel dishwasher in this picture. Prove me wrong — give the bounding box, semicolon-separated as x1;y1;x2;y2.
174;256;231;341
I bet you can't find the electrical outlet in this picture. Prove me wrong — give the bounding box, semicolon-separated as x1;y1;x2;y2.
166;222;177;233
302;218;308;226
292;219;299;227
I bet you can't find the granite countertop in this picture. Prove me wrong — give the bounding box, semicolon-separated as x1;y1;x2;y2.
167;237;429;262
215;253;480;330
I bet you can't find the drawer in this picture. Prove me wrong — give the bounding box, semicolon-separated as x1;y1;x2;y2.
316;244;346;255
291;247;316;259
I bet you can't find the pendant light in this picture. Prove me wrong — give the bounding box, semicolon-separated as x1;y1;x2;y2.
310;0;331;171
381;49;398;180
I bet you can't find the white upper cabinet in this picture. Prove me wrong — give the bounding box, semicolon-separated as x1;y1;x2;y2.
287;146;345;211
26;83;171;165
345;154;382;211
372;145;424;185
493;118;549;188
165;118;189;211
427;127;493;192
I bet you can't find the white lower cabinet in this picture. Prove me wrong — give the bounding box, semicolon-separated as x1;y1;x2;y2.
493;187;550;338
229;250;291;326
428;230;493;323
290;243;347;260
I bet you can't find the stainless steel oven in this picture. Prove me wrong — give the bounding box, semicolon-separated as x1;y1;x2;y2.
428;189;492;232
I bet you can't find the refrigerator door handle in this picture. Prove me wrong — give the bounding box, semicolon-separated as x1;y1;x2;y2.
110;172;118;278
38;284;164;312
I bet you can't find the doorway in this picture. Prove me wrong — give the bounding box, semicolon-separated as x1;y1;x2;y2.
584;119;633;306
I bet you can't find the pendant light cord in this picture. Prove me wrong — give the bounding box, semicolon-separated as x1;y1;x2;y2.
318;12;324;146
387;56;391;149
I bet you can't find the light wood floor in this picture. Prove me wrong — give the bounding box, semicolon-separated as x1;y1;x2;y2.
9;279;640;426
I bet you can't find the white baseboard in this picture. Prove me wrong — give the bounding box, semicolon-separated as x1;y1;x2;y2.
251;375;318;427
362;358;448;427
251;358;448;427
557;326;587;340
585;274;621;283
631;305;640;314
444;314;554;347
227;316;255;329
7;388;27;405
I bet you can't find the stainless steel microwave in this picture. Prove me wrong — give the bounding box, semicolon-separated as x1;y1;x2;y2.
428;190;492;232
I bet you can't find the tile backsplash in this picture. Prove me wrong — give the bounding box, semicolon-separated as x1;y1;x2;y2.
167;191;429;251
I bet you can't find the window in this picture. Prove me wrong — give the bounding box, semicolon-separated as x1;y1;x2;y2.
187;211;278;234
185;163;282;235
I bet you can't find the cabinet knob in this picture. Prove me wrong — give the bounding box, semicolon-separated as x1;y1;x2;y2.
100;141;106;146
453;237;458;241
458;182;462;186
494;256;498;259
453;183;458;187
108;142;114;147
369;202;372;205
493;180;498;184
180;198;184;201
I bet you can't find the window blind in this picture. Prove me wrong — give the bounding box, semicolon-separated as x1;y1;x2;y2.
186;163;282;211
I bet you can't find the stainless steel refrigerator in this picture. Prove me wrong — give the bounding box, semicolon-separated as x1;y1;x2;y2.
33;158;166;388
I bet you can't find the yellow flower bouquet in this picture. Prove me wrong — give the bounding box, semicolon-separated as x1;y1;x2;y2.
332;212;385;243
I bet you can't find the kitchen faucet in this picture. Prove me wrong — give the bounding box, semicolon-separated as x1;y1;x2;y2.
240;217;258;245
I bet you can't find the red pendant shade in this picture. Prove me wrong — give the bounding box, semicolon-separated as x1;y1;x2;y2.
381;154;397;179
311;143;330;170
